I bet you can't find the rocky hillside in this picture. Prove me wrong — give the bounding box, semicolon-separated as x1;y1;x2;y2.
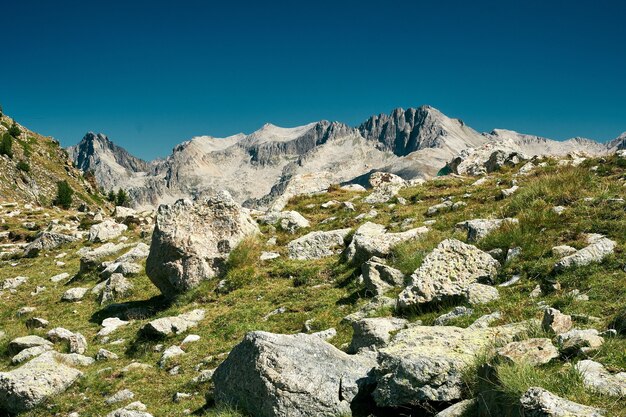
70;106;613;210
0;149;625;417
0;114;105;209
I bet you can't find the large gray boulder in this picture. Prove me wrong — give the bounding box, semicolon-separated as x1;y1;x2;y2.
146;192;259;297
345;222;429;263
287;228;351;260
455;218;518;242
398;239;499;309
519;387;605;417
213;331;376;417
0;352;83;413
23;231;78;257
372;323;527;407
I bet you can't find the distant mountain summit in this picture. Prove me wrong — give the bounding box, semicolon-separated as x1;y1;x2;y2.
68;133;150;191
68;106;617;209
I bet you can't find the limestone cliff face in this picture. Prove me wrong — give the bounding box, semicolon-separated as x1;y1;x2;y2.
68;106;620;210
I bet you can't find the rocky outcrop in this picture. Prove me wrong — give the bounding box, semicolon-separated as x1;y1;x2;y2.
146;192;259;297
398;239;499;309
345;222;429;263
287;228;351;260
0;352;83;413
23;231;78;257
213;331;376;417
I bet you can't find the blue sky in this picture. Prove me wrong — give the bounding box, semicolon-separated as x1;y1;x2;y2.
1;0;625;160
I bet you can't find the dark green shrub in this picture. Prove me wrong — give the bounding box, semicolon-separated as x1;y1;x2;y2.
8;122;20;138
16;161;30;172
55;181;74;209
116;188;130;207
0;133;13;158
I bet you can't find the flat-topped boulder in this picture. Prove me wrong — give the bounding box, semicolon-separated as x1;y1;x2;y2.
88;219;127;242
398;239;499;309
345;222;429;263
213;331;376;417
146;192;259;297
140;309;205;338
455;218;518;242
0;352;83;413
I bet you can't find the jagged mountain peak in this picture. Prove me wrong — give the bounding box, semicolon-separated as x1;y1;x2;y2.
359;105;484;156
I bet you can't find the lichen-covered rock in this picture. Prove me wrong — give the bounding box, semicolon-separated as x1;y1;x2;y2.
464;283;499;305
519;387;605;417
0;352;83;413
554;234;616;272
348;317;408;353
575;360;626;397
47;327;88;354
345;222;429;263
213;331;376;417
88;219;128;242
372;323;528;406
8;335;53;354
146;192;259;297
287;228;351;260
140;309;205;338
398;239;499;309
433;306;474;326
426;200;454;216
455;218;518;242
496;338;559;366
552;245;577;258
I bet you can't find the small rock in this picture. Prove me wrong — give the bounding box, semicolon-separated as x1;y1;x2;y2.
105;389;135;405
61;287;89;302
496;338;559;366
575;360;626;397
519;387;605;417
542;308;572;335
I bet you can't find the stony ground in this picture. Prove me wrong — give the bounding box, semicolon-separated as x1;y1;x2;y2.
0;154;625;416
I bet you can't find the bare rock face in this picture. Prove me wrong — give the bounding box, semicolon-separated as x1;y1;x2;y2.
146;192;259;297
398;239;499;309
0;352;83;413
519;387;605;417
213;331;376;417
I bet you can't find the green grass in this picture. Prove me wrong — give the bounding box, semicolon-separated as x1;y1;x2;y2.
1;155;626;416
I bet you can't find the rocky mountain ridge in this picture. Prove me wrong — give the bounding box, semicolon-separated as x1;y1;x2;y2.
69;106;621;210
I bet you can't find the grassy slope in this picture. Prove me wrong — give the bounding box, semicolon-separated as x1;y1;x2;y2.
0;156;624;416
0;114;104;208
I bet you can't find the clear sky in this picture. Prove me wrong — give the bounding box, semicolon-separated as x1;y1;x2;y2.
1;0;625;160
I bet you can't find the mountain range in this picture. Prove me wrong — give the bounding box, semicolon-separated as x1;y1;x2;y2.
68;105;624;210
